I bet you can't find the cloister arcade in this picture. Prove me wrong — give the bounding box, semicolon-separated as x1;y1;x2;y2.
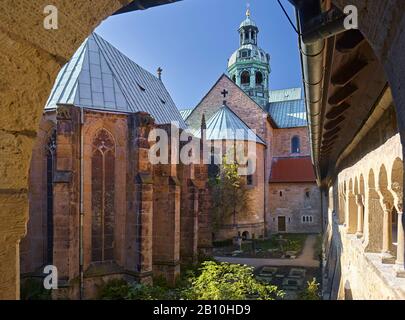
336;133;404;280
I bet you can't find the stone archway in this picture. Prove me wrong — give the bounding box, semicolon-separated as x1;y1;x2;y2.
1;0;405;300
0;0;132;300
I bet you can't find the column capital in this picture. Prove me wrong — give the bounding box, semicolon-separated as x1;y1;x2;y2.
355;194;364;206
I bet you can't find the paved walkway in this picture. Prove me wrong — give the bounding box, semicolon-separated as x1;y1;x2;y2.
214;235;320;268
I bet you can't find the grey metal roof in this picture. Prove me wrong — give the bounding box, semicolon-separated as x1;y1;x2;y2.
267;98;308;128
179;108;193;120
269;88;302;103
193;104;266;145
45;33;186;128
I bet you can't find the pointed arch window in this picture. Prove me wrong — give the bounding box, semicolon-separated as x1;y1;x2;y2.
91;129;115;262
291;136;300;154
45;129;56;265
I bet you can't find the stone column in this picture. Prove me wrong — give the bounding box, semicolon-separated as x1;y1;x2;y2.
0;192;28;299
152;124;181;285
52;105;80;299
180;173;199;265
381;207;395;264
378;190;395;264
345;192;357;234
127;112;155;283
195;164;212;256
395;210;405;277
355;195;364;238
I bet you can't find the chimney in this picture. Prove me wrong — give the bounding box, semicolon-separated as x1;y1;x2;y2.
157;67;163;80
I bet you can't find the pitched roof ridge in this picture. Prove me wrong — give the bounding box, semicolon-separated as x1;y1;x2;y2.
92;32;161;82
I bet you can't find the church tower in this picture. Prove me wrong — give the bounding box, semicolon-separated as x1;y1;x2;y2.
227;7;271;108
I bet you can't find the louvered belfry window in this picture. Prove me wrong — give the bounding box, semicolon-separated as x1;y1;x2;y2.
91;129;115;262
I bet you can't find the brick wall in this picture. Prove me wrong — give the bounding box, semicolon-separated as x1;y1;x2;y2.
187;75;270;141
271;127;311;158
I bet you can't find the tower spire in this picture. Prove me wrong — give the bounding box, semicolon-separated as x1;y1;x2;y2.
246;3;251;17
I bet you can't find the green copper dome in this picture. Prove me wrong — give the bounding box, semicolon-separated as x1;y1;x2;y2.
227;8;270;109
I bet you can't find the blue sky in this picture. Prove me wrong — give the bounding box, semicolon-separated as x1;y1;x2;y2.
96;0;301;109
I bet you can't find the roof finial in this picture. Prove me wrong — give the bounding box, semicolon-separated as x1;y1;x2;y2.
157;67;163;80
246;3;251;18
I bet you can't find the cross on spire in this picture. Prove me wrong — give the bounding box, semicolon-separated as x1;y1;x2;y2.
221;89;229;98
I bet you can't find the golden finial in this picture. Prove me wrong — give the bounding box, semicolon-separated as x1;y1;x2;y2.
246;3;251;17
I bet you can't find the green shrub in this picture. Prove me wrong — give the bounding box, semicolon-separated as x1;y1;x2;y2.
97;279;132;300
20;278;52;300
298;278;321;300
98;278;179;300
127;283;177;300
182;261;283;300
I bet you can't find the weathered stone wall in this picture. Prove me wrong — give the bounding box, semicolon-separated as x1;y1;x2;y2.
20;113;56;275
268;182;321;234
326;219;405;299
324;104;405;299
0;0;131;300
20;109;207;297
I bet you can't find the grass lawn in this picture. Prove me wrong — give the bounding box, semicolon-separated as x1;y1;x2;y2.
213;234;308;259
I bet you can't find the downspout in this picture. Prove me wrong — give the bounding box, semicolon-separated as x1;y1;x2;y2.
79;108;84;299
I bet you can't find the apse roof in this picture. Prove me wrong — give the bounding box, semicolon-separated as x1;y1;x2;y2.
192;104;266;145
179;108;194;120
45;33;186;128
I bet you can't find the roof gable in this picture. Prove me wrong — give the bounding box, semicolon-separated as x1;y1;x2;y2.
187;74;277;132
45;33;186;128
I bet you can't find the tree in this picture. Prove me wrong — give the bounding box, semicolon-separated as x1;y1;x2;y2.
209;155;251;232
183;261;283;300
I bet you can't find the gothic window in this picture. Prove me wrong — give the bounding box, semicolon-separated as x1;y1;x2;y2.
91;129;115;263
256;71;263;85
241;71;250;85
45;129;56;265
232;75;236;83
291;136;300;154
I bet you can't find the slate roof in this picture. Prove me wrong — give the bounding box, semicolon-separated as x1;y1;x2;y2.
45;33;186;128
192;104;266;145
269;157;316;183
